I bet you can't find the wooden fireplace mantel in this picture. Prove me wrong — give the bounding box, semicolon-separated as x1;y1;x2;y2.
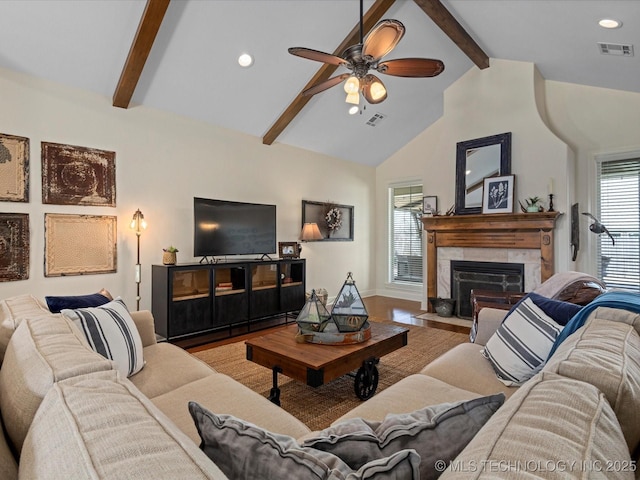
421;212;562;307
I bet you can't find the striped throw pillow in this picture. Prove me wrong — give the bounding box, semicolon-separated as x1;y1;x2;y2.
482;295;564;386
62;298;144;377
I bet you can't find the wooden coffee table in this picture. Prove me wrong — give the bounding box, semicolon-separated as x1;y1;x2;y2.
245;322;408;405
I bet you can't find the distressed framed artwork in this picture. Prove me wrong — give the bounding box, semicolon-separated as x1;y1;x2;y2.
45;214;117;277
301;200;354;241
0;213;29;281
0;133;29;202
42;142;116;206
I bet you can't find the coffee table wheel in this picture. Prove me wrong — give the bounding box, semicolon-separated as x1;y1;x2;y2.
354;358;379;400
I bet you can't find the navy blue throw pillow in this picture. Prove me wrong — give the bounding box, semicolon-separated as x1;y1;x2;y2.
46;292;111;313
527;292;583;326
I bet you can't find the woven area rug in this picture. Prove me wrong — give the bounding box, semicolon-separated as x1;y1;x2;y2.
192;320;469;431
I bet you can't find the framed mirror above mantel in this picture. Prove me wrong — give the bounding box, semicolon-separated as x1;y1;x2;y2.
455;132;512;215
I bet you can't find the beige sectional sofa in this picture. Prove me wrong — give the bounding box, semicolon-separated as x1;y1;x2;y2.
0;295;310;479
1;293;639;478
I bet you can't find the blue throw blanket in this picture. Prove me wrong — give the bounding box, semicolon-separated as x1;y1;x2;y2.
547;291;640;359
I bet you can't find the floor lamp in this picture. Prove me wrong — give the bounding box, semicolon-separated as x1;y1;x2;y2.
130;209;147;310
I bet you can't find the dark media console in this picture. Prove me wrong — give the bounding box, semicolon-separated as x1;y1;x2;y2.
151;258;305;347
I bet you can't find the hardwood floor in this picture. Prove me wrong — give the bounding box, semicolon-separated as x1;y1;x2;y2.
187;296;470;353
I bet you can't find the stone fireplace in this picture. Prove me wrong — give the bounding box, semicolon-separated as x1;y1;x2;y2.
422;212;561;314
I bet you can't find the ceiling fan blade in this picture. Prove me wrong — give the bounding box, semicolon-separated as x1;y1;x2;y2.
377;58;445;77
362;74;387;104
362;19;405;62
288;47;347;66
302;73;350;97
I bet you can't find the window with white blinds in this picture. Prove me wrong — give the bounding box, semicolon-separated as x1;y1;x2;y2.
596;157;640;291
389;184;423;284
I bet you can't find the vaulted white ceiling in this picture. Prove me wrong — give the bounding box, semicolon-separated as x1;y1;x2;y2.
0;1;637;166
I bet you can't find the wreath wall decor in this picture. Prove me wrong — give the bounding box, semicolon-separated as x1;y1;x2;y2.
302;200;353;241
324;203;343;237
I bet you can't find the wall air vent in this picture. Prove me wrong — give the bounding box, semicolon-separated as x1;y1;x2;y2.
598;42;634;56
365;112;386;127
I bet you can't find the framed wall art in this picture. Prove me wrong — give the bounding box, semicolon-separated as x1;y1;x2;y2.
0;133;29;202
278;241;300;258
45;213;117;277
422;196;437;216
302;200;354;241
42;142;116;206
0;213;29;281
482;174;515;214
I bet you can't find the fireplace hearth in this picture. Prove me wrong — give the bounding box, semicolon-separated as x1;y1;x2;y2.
451;260;524;318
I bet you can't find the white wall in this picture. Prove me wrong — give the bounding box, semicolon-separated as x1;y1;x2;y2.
543;81;640;274
375;59;572;308
0;67;376;309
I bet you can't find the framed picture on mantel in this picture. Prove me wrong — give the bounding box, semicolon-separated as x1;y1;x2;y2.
482;174;515;214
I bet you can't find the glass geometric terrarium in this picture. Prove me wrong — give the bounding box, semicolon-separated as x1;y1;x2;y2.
331;272;369;332
296;289;332;333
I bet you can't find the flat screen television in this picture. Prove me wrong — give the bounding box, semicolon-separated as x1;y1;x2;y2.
193;197;276;258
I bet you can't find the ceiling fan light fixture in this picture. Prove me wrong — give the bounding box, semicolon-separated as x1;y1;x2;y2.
362;75;387;104
344;76;360;94
346;91;360;104
369;80;386;101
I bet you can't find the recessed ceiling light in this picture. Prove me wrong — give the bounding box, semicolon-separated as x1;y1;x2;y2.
348;106;359;115
599;18;622;29
238;53;253;67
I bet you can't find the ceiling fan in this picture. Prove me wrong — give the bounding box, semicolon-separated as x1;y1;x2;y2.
288;0;445;105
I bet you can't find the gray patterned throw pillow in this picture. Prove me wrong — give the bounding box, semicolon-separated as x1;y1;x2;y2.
189;401;420;480
302;394;505;480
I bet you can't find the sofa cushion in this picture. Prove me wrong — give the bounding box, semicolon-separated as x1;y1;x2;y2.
0;315;113;453
0;294;50;362
62;298;144;377
189;401;420;480
420;343;520;398
482;295;564;386
130;342;217;398
544;316;640;453
303;394;504;480
20;370;228;479
151;374;311;444
45;289;112;313
0;418;17;480
439;372;633;479
332;374;482;426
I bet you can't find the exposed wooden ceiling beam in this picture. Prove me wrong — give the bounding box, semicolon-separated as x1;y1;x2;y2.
262;0;396;146
413;0;489;69
113;0;171;109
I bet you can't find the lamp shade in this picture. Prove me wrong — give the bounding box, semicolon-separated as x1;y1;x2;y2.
300;223;323;241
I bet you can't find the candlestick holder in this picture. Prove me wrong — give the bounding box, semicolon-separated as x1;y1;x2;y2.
548;194;554;212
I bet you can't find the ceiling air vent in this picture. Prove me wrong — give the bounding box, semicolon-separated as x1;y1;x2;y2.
366;112;386;127
598;42;634;56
